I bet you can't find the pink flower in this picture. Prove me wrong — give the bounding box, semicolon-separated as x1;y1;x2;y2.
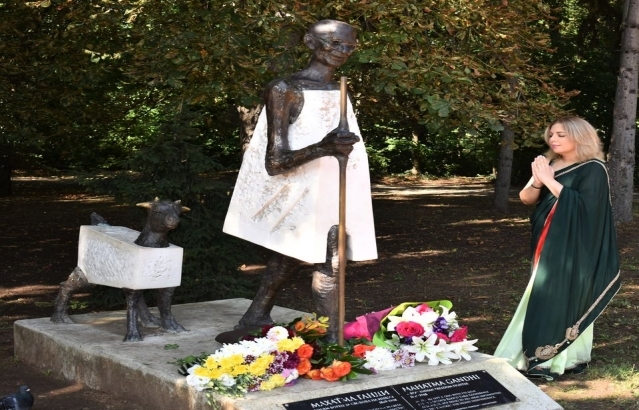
450;326;468;342
343;321;369;340
415;304;433;313
395;321;425;338
344;307;394;340
435;332;450;342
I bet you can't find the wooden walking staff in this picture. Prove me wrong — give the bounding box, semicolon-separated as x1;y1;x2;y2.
337;76;349;346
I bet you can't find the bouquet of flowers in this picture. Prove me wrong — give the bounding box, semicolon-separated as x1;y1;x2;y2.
369;301;478;367
178;302;478;402
179;314;371;400
181;326;306;398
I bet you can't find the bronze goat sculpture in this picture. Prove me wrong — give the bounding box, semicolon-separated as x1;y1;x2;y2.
51;199;190;342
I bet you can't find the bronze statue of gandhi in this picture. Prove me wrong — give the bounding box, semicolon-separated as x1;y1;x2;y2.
222;20;377;342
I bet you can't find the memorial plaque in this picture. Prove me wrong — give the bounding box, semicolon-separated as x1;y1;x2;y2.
284;370;518;410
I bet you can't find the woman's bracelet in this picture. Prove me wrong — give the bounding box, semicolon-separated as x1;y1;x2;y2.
530;184;542;189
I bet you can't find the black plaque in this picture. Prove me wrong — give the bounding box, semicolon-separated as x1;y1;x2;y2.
283;370;518;410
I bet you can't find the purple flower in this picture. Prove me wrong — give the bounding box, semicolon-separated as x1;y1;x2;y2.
433;317;449;333
392;349;416;368
283;352;300;369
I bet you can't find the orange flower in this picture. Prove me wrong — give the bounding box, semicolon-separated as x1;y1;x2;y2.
297;358;311;375
296;344;314;359
294;321;306;332
331;360;352;378
320;366;340;382
307;369;323;380
352;344;376;358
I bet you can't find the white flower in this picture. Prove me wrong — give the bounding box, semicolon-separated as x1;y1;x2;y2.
363;347;400;371
403;334;442;365
438;306;458;327
266;326;289;341
218;374;236;387
414;311;440;335
449;339;478;361
234;338;276;357
432;339;459;365
283;368;299;383
186;365;211;391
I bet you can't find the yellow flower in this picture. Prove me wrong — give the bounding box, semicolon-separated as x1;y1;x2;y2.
219;354;244;369
259;374;285;391
248;355;274;376
277;337;304;352
207;368;224;379
271;374;286;387
193;366;209;377
204;357;219;369
196;366;224;379
259;379;276;391
229;364;249;376
290;337;305;349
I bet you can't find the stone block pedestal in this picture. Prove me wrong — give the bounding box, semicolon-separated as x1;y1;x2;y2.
14;299;561;410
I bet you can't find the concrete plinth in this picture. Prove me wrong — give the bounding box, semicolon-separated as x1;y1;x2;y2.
14;299;561;410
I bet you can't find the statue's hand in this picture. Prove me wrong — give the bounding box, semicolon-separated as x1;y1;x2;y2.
320;129;360;158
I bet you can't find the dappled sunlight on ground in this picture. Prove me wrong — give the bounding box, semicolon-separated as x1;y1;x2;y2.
539;379;637;409
448;217;528;226
382;249;452;259
0;284;60;298
593;335;636;349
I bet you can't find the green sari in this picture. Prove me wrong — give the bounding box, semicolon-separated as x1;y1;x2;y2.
495;159;620;378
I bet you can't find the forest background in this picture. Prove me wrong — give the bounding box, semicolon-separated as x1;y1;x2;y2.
1;1;639;408
1;0;635;300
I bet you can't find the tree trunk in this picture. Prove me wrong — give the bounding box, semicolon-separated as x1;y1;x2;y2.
608;0;639;224
237;105;263;153
0;147;12;197
493;123;515;213
410;129;422;175
493;75;519;213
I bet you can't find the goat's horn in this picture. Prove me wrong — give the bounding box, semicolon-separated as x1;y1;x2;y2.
154;197;160;201
136;202;152;209
173;199;190;212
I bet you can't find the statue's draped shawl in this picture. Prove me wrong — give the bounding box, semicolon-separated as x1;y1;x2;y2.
223;90;377;263
523;160;620;369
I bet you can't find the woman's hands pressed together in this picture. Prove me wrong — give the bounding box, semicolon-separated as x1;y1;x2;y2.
519;155;564;204
531;155;554;187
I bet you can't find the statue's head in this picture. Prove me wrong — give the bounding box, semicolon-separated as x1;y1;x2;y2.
304;20;358;68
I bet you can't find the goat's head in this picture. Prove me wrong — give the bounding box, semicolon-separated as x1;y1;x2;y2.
134;198;190;248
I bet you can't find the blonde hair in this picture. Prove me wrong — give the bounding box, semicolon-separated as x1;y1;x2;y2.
543;116;605;162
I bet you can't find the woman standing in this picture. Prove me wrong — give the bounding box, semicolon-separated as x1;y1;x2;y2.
494;116;621;380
